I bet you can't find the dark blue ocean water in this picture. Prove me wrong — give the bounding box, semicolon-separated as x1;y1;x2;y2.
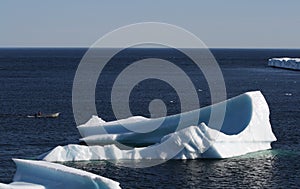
0;48;299;188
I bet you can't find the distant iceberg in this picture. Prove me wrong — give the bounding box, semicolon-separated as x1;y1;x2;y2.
40;91;277;161
0;159;121;189
268;58;300;70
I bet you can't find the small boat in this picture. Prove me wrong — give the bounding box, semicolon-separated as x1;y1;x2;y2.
27;112;60;118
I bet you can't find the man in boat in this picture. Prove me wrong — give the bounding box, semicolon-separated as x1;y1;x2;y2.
34;111;42;117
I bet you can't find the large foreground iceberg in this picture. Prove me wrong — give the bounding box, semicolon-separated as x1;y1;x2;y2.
268;58;300;70
78;91;270;147
40;91;276;161
0;159;121;189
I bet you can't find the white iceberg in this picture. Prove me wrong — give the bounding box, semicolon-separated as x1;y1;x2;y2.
78;91;275;147
0;159;121;189
0;182;45;189
268;57;300;70
40;91;276;161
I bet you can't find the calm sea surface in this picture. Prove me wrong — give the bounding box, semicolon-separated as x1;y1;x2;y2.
0;48;299;188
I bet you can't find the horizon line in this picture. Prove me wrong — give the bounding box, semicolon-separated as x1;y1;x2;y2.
0;46;300;50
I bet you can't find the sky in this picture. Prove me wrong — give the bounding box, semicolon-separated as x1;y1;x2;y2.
1;0;300;48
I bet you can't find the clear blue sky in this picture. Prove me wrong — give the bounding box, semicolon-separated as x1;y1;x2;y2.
1;0;299;48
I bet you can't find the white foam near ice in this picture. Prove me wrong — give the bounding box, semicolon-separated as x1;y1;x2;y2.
0;159;121;189
268;57;300;70
41;91;277;161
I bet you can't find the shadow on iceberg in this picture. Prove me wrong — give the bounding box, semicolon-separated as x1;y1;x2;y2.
40;91;276;161
0;159;121;189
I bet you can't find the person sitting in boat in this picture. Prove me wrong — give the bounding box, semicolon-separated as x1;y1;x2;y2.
38;112;42;116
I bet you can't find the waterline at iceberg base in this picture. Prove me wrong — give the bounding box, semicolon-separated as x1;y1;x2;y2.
41;91;277;162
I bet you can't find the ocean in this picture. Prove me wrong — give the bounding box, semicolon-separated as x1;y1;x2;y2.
0;48;299;188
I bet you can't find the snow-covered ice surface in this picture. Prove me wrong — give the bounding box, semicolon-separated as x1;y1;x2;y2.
0;159;121;189
40;91;276;161
268;58;300;70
